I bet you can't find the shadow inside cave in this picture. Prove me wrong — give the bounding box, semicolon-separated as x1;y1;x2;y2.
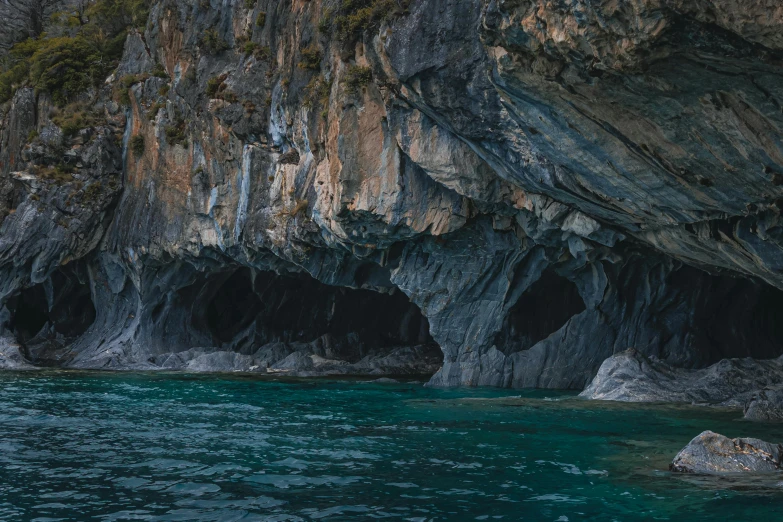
192;267;437;361
495;269;587;356
113;265;446;375
4;268;96;363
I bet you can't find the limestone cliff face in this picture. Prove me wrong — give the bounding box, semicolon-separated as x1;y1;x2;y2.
0;0;782;387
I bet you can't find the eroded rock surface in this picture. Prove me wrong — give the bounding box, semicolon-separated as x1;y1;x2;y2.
671;431;783;474
132;343;441;376
0;336;36;370
580;349;783;405
0;0;782;383
744;388;783;422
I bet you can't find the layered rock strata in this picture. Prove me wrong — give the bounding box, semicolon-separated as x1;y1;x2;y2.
1;0;782;384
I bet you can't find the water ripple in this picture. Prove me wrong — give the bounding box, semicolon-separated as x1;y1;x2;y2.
1;372;782;521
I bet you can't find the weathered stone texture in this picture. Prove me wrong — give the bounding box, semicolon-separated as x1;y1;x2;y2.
0;0;782;383
671;431;783;474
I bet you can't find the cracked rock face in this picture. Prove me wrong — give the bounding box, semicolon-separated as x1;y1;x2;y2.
0;0;783;384
671;431;783;474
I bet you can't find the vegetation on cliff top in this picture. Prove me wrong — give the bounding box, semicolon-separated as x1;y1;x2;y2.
320;0;410;44
0;0;150;106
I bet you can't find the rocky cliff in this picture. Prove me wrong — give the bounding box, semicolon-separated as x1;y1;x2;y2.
1;0;782;388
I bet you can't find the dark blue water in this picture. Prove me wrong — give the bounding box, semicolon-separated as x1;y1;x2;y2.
1;372;783;521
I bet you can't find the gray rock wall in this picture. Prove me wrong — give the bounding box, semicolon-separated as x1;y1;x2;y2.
0;0;782;386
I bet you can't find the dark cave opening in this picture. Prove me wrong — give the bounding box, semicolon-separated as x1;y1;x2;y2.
48;271;96;338
198;268;436;358
669;267;783;362
6;270;96;344
495;270;587;356
7;284;49;343
206;268;263;344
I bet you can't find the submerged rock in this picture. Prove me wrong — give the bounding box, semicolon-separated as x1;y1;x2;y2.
671;431;783;474
580;349;783;406
744;388;783;422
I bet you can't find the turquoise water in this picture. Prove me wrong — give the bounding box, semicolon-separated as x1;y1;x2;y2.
1;373;783;521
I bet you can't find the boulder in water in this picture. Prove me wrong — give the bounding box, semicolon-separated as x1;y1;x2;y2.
744;388;783;422
670;431;783;474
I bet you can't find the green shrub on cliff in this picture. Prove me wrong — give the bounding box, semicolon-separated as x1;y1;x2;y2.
165;124;187;147
239;39;270;61
164;109;188;148
204;74;238;103
51;104;103;138
256;12;266;27
147;101;166;120
321;0;409;44
298;45;322;70
130;135;145;156
242;41;270;60
205;75;238;103
343;65;372;94
30;37;105;105
0;0;150;106
82;0;150;38
254;45;271;60
243;41;258;56
35;164;74;185
151;64;169;79
205;75;224;97
200;29;230;54
0;50;32;103
115;73;150;105
302;75;331;112
82;182;104;204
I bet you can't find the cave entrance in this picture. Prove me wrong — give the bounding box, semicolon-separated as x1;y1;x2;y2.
48;271;96;338
669;266;783;363
199;267;437;360
495;270;586;355
6;270;96;345
7;284;49;343
206;268;264;344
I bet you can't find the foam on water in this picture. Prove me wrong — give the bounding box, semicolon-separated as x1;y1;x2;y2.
0;372;782;521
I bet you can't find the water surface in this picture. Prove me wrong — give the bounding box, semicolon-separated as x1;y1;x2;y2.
1;371;782;521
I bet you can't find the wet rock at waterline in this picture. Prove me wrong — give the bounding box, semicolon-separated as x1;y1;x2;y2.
744;388;783;422
127;343;441;376
0;336;36;370
670;431;783;474
580;349;783;406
